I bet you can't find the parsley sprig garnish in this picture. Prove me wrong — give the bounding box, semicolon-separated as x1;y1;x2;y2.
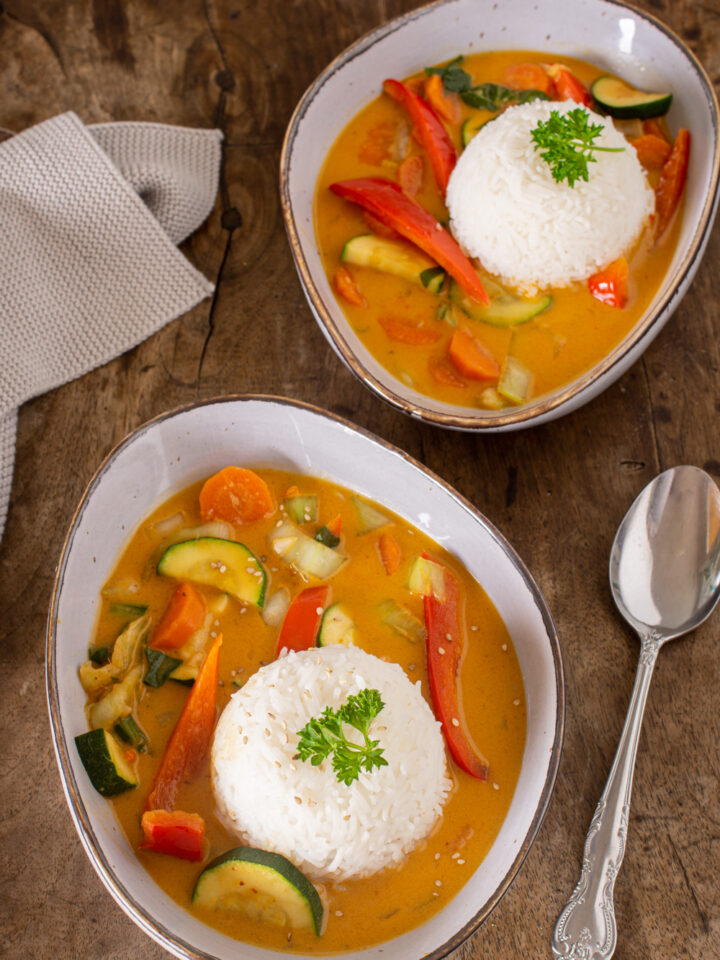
425;55;549;111
296;688;388;786
531;107;624;187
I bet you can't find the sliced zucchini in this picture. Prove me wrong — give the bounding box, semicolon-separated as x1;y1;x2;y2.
144;647;184;688
192;846;324;935
341;235;446;294
461;115;486;147
498;356;533;404
114;715;148;752
74;728;138;796
317;603;357;647
168;662;198;686
406;556;446;601
378;599;426;643
157;537;266;608
591;75;672;119
450;275;552;327
315;525;340;548
284;495;317;524
352;495;390;535
270;521;346;579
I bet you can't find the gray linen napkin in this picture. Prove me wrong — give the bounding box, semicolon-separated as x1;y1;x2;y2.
0;111;222;541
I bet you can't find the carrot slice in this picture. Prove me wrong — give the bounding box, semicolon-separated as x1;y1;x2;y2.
448;330;500;380
504;63;554;96
397;154;424;197
655;129;690;237
428;358;467;387
423;72;462;124
145;635;222;812
334;266;367;307
379;315;441;345
284;484;300;498
630;134;672;170
151;582;206;651
358;121;396;166
199;466;275;526
140;810;205;862
587;256;629;308
326;514;343;536
642;119;668;141
378;532;402;575
546;64;591;106
363;210;400;240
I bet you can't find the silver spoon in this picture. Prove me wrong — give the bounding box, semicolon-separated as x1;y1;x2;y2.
552;465;720;960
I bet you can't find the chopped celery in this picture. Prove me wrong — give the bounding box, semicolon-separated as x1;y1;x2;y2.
352;495;390;535
378;599;426;644
270;521;346;579
498;356;533;404
284;495;317;524
406;556;446;601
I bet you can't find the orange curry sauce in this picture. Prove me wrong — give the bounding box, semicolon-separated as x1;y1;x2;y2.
85;470;526;953
314;51;683;409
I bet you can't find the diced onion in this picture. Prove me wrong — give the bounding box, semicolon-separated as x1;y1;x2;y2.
261;589;290;627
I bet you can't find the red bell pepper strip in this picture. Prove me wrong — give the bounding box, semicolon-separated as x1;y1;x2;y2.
546;64;591;106
329;178;488;304
275;585;329;657
587;256;629;308
383;78;457;195
423;555;489;780
655;128;690;237
140;809;205;862
145;634;222;811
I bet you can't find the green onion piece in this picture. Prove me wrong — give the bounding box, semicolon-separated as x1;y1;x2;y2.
114;715;148;752
108;602;149;618
143;648;183;688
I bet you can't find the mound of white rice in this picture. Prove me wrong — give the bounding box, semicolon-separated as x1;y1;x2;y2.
446;99;655;292
211;644;452;882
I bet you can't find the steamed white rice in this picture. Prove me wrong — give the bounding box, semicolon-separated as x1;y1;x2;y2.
446;99;655;292
211;644;452;882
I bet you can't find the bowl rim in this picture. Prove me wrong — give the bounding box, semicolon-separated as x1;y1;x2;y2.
279;0;720;431
46;393;565;960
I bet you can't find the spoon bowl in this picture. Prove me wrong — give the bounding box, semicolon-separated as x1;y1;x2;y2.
553;465;720;960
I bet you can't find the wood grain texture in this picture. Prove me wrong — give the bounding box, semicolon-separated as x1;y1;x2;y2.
1;1;718;958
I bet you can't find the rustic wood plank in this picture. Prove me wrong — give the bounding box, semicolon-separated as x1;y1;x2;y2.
0;0;718;958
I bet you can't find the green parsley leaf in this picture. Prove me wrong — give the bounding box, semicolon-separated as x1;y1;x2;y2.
296;688;388;786
531;107;625;187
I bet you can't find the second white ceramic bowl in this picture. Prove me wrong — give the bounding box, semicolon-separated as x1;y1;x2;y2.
281;0;719;431
47;395;563;960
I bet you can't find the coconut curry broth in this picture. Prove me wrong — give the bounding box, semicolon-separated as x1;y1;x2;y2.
90;470;525;952
314;50;682;408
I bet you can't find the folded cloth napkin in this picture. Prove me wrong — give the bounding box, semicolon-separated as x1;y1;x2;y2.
0;111;222;541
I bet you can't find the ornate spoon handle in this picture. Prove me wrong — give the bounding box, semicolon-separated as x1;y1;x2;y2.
552;633;661;960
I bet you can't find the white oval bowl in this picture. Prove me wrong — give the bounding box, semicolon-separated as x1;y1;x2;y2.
280;0;720;431
47;395;563;960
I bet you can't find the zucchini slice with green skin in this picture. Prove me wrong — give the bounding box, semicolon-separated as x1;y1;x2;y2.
192;847;325;935
284;495;317;524
341;235;446;294
591;75;672;119
74;728;138;796
352;495;390;535
157;537;266;608
317;603;357;647
450;276;552;327
461;115;485;147
169;662;198;686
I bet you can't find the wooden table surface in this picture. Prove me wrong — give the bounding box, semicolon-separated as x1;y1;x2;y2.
1;1;718;958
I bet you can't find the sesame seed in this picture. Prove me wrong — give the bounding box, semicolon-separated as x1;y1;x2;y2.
268;712;275;719
492;782;499;790
451;718;460;727
243;736;248;744
316;607;323;615
237;667;245;673
435;880;442;887
344;814;351;821
434;853;441;861
501;643;507;651
210;631;217;638
513;699;520;706
335;910;344;918
218;679;224;686
470;625;478;631
275;760;281;768
245;566;255;575
432;891;439;897
264;728;271;737
294;796;302;805
438;646;445;655
451;852;459;859
457;858;466;865
408;663;415;670
219;564;227;573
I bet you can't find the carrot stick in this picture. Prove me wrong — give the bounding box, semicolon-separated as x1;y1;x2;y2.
397;154;424;197
428;358;467;387
630;134;672;170
145;635;222;812
448;330;500;380
655;129;690;237
423;72;462;124
151;582;206;651
199;466;274;526
378;532;402;575
379;315;441;344
334;266;367;307
326;514;343;536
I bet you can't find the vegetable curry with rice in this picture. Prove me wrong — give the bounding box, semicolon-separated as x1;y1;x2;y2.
75;465;526;953
314;50;689;410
